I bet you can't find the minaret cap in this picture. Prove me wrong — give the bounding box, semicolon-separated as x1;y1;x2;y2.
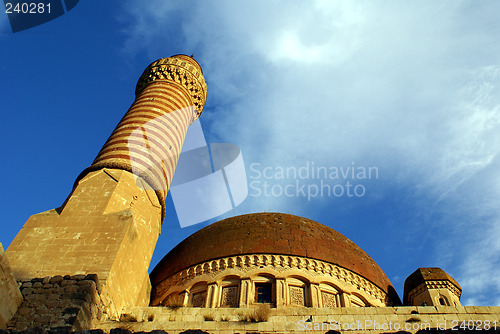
135;54;208;119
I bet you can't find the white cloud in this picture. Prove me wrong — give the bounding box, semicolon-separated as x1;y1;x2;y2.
458;216;500;305
121;0;500;305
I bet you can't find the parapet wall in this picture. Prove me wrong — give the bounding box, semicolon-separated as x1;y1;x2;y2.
4;276;500;334
96;305;500;333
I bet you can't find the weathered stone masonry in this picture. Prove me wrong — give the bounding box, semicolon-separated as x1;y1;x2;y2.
7;275;101;331
0;244;22;329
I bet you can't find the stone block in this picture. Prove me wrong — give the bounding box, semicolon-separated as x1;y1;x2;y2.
373;307;397;315
65;285;79;294
487;306;500;314
452;306;467;314
477;306;499;314
394;306;414;314
272;315;287;323
199;321;218;330
417;305;438;314
340;315;356;324
0;243;23;329
284;320;301;332
257;321;274;332
346;307;371;315
435;306;458;314
61;280;76;287
49;275;64;285
359;307;378;315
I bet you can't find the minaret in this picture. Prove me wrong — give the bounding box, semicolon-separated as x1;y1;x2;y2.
6;55;207;319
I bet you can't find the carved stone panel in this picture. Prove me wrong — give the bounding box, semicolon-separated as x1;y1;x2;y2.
321;291;337;307
191;291;207;307
289;286;305;306
221;286;239;307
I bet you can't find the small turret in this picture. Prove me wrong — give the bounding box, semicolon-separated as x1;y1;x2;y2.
403;267;461;306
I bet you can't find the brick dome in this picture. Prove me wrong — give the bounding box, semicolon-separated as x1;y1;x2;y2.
151;212;399;301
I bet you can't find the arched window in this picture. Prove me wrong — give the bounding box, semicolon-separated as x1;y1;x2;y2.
438;295;449;306
254;275;275;306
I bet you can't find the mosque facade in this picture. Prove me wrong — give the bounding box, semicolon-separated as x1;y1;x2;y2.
0;55;498;334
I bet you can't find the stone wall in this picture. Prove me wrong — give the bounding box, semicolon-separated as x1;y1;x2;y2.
95;305;500;334
0;243;22;329
7;274;103;331
2;328;500;334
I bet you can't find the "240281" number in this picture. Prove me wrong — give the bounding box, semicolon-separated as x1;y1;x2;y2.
5;2;51;14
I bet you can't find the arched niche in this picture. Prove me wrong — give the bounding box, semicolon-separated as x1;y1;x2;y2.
161;291;182;307
438;294;450;306
189;281;208;308
287;276;309;307
319;282;342;307
350;292;371;307
219;275;241;307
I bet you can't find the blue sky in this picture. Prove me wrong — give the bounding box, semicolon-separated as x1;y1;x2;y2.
1;1;500;306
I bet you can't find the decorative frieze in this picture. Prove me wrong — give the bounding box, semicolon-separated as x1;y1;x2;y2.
154;253;388;305
135;56;207;116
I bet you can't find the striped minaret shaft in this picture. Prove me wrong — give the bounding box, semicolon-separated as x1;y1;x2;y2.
78;54;207;221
